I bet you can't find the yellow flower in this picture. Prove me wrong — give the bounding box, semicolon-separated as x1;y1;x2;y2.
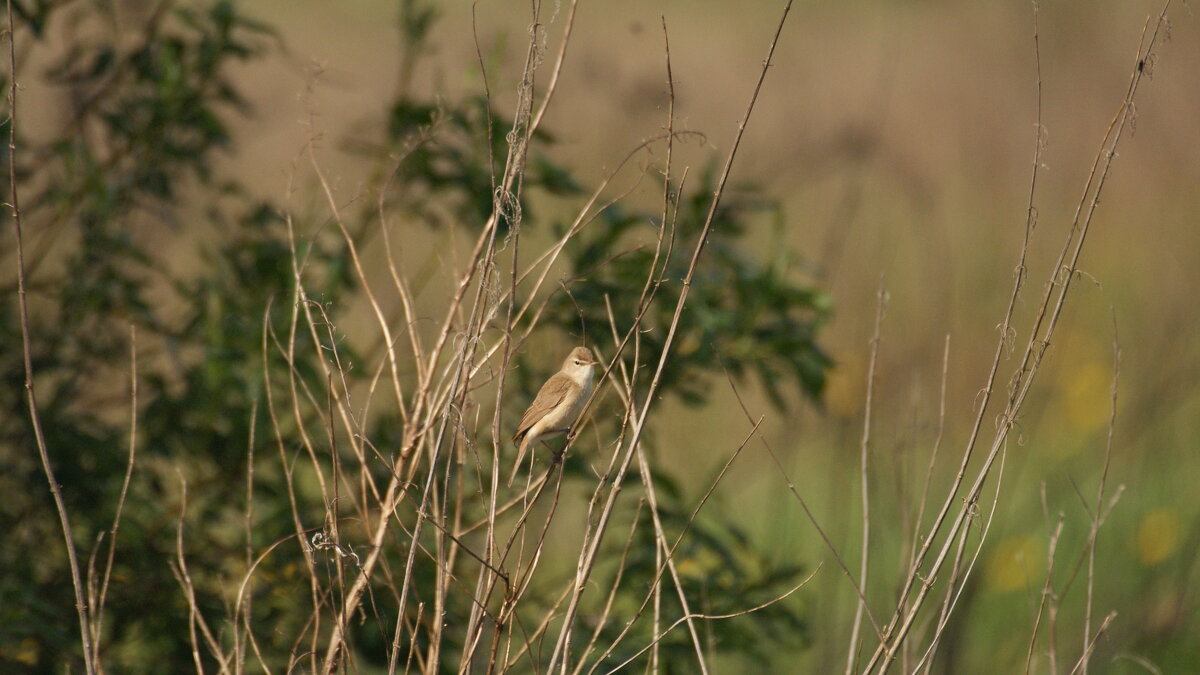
14;638;39;665
1138;508;1180;566
984;535;1041;592
825;350;865;419
1061;360;1112;435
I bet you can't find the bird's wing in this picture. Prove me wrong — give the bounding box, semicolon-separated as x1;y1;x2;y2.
512;373;574;442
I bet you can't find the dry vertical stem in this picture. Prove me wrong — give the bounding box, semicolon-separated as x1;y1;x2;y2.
364;0;579;663
261;297;324;673
236;395;259;671
915;436;1009;673
866;4;1172;670
588;18;708;675
918;510;973;674
1081;316;1121;674
904;331;951;675
1025;508;1066;675
529;0;580;131
907;334;951;576
566;500;646;673
463;0;560;650
171;473;232;673
547;3;797;669
846;283;886;674
593;321;711;674
308;141;406;494
88;325;139;657
5;3;97;672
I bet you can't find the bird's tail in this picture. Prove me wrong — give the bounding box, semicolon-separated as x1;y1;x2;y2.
507;436;532;488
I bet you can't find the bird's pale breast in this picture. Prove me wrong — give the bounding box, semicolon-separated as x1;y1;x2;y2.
538;375;592;432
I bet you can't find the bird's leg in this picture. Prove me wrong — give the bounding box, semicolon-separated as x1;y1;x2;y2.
560;424;584;458
553;426;581;463
536;437;564;465
550;442;566;465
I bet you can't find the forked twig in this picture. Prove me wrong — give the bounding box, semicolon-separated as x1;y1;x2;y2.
602;564;823;675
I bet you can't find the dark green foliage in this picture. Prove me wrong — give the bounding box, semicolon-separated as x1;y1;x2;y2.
9;0;54;38
0;3;293;671
380;96;576;230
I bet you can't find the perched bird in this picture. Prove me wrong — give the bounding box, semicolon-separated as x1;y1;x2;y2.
509;346;598;486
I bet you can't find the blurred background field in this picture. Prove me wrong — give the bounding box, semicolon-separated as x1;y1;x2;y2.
4;0;1199;672
228;1;1200;668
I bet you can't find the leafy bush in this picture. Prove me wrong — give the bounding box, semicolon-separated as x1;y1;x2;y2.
2;1;828;672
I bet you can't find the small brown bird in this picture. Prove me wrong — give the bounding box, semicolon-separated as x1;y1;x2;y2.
509;346;598;486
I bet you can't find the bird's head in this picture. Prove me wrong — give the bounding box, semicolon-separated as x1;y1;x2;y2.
561;346;598;380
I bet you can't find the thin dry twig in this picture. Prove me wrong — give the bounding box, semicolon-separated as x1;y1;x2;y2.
725;371;885;642
1025;506;1066;675
171;473;233;674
